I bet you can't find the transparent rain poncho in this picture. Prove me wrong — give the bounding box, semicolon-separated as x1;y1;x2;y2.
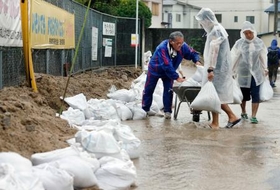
195;8;233;103
231;21;268;88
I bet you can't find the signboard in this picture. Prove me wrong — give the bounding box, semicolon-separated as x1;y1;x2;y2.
30;0;75;49
131;34;139;47
0;0;22;47
103;38;112;57
92;27;98;61
102;22;115;36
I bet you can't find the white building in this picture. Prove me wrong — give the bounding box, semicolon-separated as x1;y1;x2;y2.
162;0;201;28
143;0;165;28
162;0;273;34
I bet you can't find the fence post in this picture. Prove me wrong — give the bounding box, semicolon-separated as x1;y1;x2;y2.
61;50;65;76
0;51;2;89
46;49;50;74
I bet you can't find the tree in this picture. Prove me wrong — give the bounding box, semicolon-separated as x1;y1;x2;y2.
92;0;121;15
116;0;152;28
74;0;152;28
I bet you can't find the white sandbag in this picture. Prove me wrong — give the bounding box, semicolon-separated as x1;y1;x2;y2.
133;71;146;84
107;89;136;102
85;99;119;120
96;156;137;190
260;77;274;101
83;98;101;119
33;164;74;190
132;107;147;120
153;93;164;109
50;156;98;188
31;146;80;166
60;107;86;126
125;102;147;120
108;85;117;93
114;124;141;159
115;102;133;121
78;119;120;131
190;81;221;113
75;130;121;158
190;65;204;82
64;93;88;111
232;78;243;104
154;80;163;97
179;77;201;87
0;152;32;172
0;163;44;190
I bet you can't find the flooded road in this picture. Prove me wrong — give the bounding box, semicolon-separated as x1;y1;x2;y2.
125;66;280;190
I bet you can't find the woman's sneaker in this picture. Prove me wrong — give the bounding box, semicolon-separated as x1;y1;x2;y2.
241;113;248;120
250;117;258;124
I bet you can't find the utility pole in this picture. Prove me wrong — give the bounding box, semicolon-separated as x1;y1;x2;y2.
135;0;139;69
274;0;278;35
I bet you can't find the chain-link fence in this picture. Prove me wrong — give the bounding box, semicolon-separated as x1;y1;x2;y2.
0;0;141;89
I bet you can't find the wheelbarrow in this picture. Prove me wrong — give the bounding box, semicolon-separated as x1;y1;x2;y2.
172;85;211;122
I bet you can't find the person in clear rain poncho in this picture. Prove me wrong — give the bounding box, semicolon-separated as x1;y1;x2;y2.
195;8;240;129
231;21;268;124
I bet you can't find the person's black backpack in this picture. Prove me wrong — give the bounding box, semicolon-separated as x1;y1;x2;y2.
267;47;279;63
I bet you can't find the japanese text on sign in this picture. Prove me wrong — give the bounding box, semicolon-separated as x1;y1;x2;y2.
102;22;115;36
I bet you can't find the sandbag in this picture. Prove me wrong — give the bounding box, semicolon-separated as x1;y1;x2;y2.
50;156;98;188
232;78;243;104
95;156;137;190
33;164;74;190
0;152;32;172
260;77;273;101
190;81;221;113
0;164;44;190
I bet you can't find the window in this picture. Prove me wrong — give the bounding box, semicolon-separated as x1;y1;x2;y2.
176;14;181;22
277;18;280;30
152;3;159;16
234;16;238;23
246;16;255;24
215;14;222;23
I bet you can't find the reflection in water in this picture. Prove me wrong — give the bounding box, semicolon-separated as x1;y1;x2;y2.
126;116;280;190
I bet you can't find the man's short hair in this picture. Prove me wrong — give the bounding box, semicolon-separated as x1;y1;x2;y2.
169;31;184;41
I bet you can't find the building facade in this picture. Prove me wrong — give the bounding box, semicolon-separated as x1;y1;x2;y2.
143;0;165;28
161;0;273;34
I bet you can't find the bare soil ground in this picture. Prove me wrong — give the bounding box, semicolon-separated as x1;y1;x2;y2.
0;66;142;159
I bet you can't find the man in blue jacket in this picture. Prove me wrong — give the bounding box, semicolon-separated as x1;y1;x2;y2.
267;39;280;88
142;31;201;119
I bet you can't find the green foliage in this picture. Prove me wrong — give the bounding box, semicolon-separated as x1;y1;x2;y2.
74;0;152;28
92;0;121;15
188;37;204;54
116;0;152;28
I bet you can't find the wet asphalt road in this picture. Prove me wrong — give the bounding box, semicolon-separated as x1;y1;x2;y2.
125;66;280;190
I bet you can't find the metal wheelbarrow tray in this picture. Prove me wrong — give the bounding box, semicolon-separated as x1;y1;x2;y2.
173;85;211;122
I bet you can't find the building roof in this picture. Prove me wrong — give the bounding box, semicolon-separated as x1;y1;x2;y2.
265;3;280;13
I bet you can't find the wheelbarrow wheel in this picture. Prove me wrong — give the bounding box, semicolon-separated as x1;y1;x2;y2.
192;110;201;122
193;113;200;122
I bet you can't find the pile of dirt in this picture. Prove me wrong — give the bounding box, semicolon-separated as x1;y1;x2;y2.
0;66;143;159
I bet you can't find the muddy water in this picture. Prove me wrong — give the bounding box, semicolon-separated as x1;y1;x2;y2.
125;66;280;190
